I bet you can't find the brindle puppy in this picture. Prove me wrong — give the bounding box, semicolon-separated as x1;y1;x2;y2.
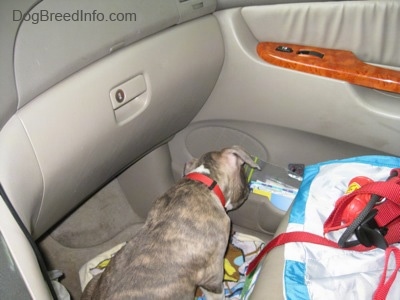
81;146;259;300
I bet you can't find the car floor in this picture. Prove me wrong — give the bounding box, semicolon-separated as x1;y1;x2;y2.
38;169;272;300
38;179;146;300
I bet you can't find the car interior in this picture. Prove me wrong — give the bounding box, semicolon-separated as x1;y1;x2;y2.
1;0;399;299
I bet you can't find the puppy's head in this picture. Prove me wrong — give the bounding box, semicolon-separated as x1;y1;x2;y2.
184;146;260;211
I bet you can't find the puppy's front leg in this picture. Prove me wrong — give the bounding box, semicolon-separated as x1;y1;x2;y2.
199;263;225;300
200;285;224;300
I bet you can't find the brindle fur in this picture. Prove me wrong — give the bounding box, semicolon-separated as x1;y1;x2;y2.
81;146;259;300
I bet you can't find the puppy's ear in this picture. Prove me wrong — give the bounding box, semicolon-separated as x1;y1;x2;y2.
183;158;199;175
223;146;260;170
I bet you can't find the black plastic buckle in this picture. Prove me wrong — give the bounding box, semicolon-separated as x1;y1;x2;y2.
355;209;388;249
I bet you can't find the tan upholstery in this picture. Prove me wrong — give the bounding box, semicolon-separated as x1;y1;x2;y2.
250;212;289;299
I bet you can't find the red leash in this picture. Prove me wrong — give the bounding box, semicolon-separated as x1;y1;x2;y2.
246;231;368;276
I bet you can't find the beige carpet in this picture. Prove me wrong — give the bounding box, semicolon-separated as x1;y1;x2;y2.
39;179;145;300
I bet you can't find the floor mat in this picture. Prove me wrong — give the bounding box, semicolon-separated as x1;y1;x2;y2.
39;179;145;300
50;180;144;248
79;232;265;299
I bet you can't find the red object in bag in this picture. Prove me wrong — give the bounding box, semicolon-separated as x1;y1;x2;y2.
341;176;374;225
324;169;400;248
247;168;400;300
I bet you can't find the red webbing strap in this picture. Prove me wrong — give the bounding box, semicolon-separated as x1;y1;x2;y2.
324;170;400;247
246;231;369;275
247;232;400;298
374;172;400;228
374;246;400;300
324;180;400;234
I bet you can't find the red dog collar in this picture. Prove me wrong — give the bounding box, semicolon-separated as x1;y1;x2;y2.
185;172;226;208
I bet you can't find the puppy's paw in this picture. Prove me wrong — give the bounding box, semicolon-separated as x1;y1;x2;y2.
200;286;224;300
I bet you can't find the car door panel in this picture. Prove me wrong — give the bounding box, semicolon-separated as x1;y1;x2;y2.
216;0;333;10
168;1;400;234
241;1;400;67
174;2;400;157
